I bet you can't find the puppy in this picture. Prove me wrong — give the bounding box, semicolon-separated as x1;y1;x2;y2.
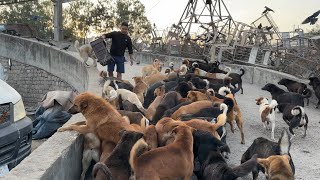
308;77;320;108
201;152;258;180
132;76;148;104
81;132;101;180
141;59;162;77
93;130;144;180
129;125;195;180
278;104;308;138
145;85;165;120
74;40;97;67
241;129;295;180
257;155;294;180
255;97;278;140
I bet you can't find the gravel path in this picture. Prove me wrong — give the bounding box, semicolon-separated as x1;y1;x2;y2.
91;61;320;180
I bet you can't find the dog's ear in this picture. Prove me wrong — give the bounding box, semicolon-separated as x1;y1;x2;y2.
170;125;180;135
119;130;127;137
79;99;88;110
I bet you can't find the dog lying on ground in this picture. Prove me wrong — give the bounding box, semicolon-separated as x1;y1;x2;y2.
194;67;231;79
201;151;258;180
58;92;141;155
257;154;294;180
229;68;245;94
277;104;308;138
262;83;305;107
74;40;97;67
278;78;312;105
309;77;320;108
141;59;162;77
132;76;149;104
80;132;101;180
255;97;278;141
93;130;144;180
241;129;295;180
129;125;195;180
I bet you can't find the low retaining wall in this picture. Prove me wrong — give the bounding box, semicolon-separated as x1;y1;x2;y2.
1;34;101;180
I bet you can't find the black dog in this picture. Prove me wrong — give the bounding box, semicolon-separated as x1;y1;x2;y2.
241;129;295;180
174;81;194;98
93;130;144;179
277;104;308;137
278;78;312;105
151;91;182;124
309;77;320;108
262;83;305;107
229;68;245;94
201;151;257;180
144;82;164;108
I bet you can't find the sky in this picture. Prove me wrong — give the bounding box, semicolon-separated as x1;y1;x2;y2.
140;0;320;33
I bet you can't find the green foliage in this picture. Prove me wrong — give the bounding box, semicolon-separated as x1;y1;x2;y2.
308;25;320;36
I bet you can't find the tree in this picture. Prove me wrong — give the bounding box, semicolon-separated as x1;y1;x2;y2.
0;1;53;38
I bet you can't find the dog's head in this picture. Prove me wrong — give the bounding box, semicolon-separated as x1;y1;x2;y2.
257;155;292;179
132;76;144;84
309;77;320;87
187;91;200;102
68;92;102;114
278;78;291;86
255;96;269;105
183;59;190;66
118;130;144;144
261;83;277;92
154;85;165;96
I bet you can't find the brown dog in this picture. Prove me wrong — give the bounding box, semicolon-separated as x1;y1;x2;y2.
141;59;162;77
143;125;158;150
143;72;168;86
171;100;213;119
93;130;144;180
58;92;140;152
258;155;294;180
118;110;149;130
133;76;149;104
130;125;195;180
145;85;165;120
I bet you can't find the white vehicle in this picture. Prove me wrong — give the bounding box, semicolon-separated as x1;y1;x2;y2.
0;79;32;177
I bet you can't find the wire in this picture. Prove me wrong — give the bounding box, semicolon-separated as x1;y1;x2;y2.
146;0;163;14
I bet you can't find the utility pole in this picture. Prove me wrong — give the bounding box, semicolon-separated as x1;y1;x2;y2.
53;0;63;41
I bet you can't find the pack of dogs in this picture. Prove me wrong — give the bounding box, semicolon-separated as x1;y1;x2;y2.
58;52;319;179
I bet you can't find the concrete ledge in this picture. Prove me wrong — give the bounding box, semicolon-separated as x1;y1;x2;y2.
1;34;101;179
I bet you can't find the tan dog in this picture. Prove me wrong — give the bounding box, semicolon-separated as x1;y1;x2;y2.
74;40;97;67
141;59;162;77
143;125;158;150
145;85;165;120
258;155;294;180
130;125;195;180
118;110;149;130
143;72;168;86
133;76;148;104
58;92;141;155
171;100;213;119
194;67;231;79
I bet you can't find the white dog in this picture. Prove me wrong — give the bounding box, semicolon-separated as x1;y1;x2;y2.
255;97;278;141
74;40;97;67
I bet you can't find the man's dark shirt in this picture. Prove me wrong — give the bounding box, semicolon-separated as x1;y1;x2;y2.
104;31;133;56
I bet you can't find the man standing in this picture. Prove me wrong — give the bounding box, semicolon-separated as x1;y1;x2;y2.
102;22;134;80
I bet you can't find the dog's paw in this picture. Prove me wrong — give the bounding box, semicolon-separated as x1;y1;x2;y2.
57;127;68;132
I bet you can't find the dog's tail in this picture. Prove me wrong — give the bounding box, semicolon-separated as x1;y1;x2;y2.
269;100;278;112
129;138;148;170
140;116;150;129
231;154;258;178
239;68;245;77
302;88;312;98
278;129;291;155
92;162;113;180
192;62;199;68
223;97;234;113
212;103;228;131
113;80;119;90
218;86;231;96
224;66;232;77
206;88;215;96
291;106;305;117
74;40;80;53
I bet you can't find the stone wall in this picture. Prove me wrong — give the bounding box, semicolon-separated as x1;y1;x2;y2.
0;58;75;108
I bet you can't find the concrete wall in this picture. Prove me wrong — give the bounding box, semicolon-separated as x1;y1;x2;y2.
0;58;75;108
0;34;101;180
